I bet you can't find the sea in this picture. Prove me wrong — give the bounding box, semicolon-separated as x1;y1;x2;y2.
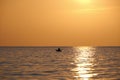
0;46;120;80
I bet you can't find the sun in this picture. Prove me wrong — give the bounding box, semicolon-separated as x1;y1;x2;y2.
74;0;93;6
79;0;91;4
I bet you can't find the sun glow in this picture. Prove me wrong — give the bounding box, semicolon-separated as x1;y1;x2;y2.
79;0;91;4
75;0;95;10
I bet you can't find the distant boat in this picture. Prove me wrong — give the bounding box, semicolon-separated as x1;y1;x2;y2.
56;48;62;52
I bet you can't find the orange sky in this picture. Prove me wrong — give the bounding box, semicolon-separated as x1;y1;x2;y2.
0;0;120;46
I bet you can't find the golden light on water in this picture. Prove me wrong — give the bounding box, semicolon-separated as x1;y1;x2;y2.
72;47;97;80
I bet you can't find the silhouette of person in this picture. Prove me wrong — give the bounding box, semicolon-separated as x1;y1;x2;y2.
56;48;62;52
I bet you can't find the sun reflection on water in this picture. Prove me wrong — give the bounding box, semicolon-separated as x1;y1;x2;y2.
72;47;97;80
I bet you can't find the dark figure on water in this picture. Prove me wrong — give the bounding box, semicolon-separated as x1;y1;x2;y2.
56;48;62;52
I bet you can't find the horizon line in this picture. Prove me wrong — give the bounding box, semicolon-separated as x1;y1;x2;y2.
0;46;120;48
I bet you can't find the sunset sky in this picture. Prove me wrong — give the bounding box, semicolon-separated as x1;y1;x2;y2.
0;0;120;46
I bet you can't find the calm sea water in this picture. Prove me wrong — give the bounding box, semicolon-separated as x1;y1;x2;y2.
0;47;120;80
